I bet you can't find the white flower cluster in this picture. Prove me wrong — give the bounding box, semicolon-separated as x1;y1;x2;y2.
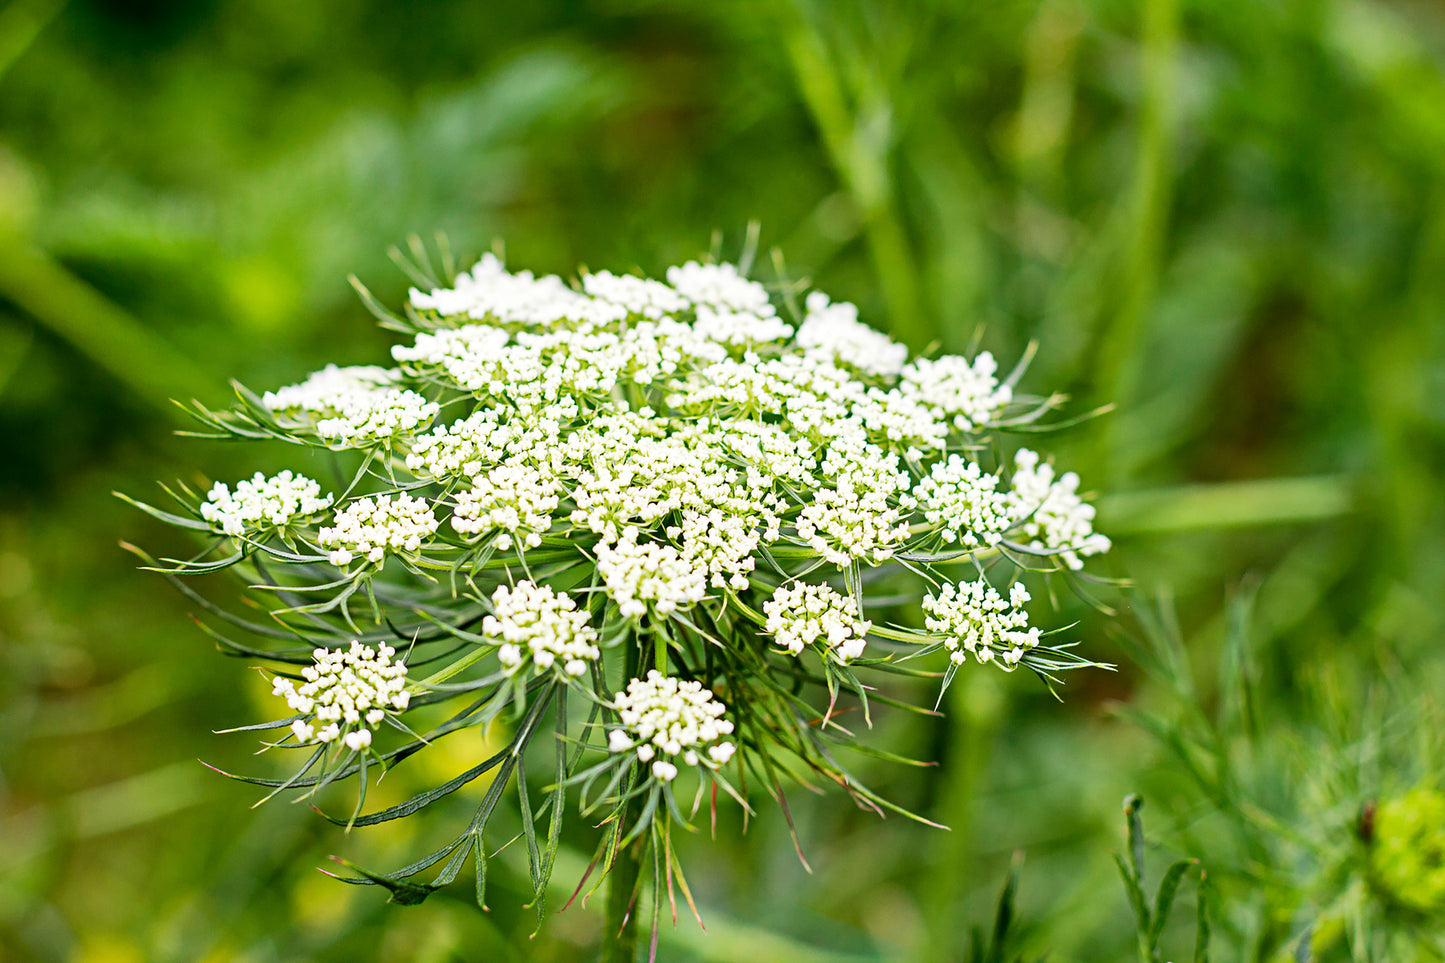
664;352;948;459
200;470;332;537
763;583;871;662
263;364;439;446
451;461;560;550
244;253;1109;664
272;641;410;750
404;407;571;482
1006;450;1112;570
607;670;737;782
921;580;1040;670
913;456;1011;547
410;253;625;327
150;246;1125;882
262;363;397;410
596;528;708;618
582;270;689;319
319;493;439;567
900;353;1012;432
794;441;913;566
482;581;600;678
673;508;760;591
666;261;775;315
693;306;795;347
797;292;908;378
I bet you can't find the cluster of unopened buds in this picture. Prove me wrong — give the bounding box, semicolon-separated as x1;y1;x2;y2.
764;582;871;662
200;470;333;537
271;641;411;751
608;671;737;782
483;580;600;678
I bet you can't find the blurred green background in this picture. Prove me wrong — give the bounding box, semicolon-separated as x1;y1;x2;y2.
2;0;1443;960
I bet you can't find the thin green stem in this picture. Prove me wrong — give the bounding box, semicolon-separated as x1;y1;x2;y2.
600;631;643;963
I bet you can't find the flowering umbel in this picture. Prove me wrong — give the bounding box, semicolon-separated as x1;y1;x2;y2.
125;241;1113;936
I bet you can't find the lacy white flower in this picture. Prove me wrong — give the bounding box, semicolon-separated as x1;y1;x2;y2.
794;440;912;566
391;324;512;393
1006;449;1112;570
138;245;1117;923
607;670;737;781
272;640;410;748
666;261;775;316
262;363;398;411
921;580;1041;670
899;352;1012;432
763;582;871;662
404;405;581;483
716;419;818;490
409;253;625;326
396;325;634;411
796;291;908;378
200;470;332;537
482;581;600;678
583;270;689;319
675;508;760;591
913;456;1012;547
596;528;707;618
568;433;698;542
693;306;794;347
451;460;560;550
263;364;439;446
318;493;440;567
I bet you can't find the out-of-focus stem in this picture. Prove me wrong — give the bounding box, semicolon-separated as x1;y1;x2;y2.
0;236;216;414
784;18;928;350
1096;0;1178;482
922;670;1005;963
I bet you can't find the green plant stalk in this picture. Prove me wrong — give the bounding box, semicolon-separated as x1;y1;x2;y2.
783;19;928;350
923;670;1005;963
600;832;641;963
1096;0;1177;484
0;236;216;414
0;0;65;83
600;633;643;963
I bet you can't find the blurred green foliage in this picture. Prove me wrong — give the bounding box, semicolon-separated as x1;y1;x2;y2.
2;0;1443;960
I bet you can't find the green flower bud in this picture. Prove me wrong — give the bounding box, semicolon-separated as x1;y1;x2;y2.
1369;788;1445;912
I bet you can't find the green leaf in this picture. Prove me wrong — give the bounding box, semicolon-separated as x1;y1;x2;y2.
516;753;542;893
987;853;1023;963
1218;580;1260;741
935;661;959;711
349;274;409;329
1114;853;1151;940
1149;859;1196;953
316;742;513;827
532;692;569;924
473;831;488;910
429;834;475;889
328;856;443;905
114;491;211;531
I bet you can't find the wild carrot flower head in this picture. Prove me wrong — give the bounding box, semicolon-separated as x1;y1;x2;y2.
128;240;1113;930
